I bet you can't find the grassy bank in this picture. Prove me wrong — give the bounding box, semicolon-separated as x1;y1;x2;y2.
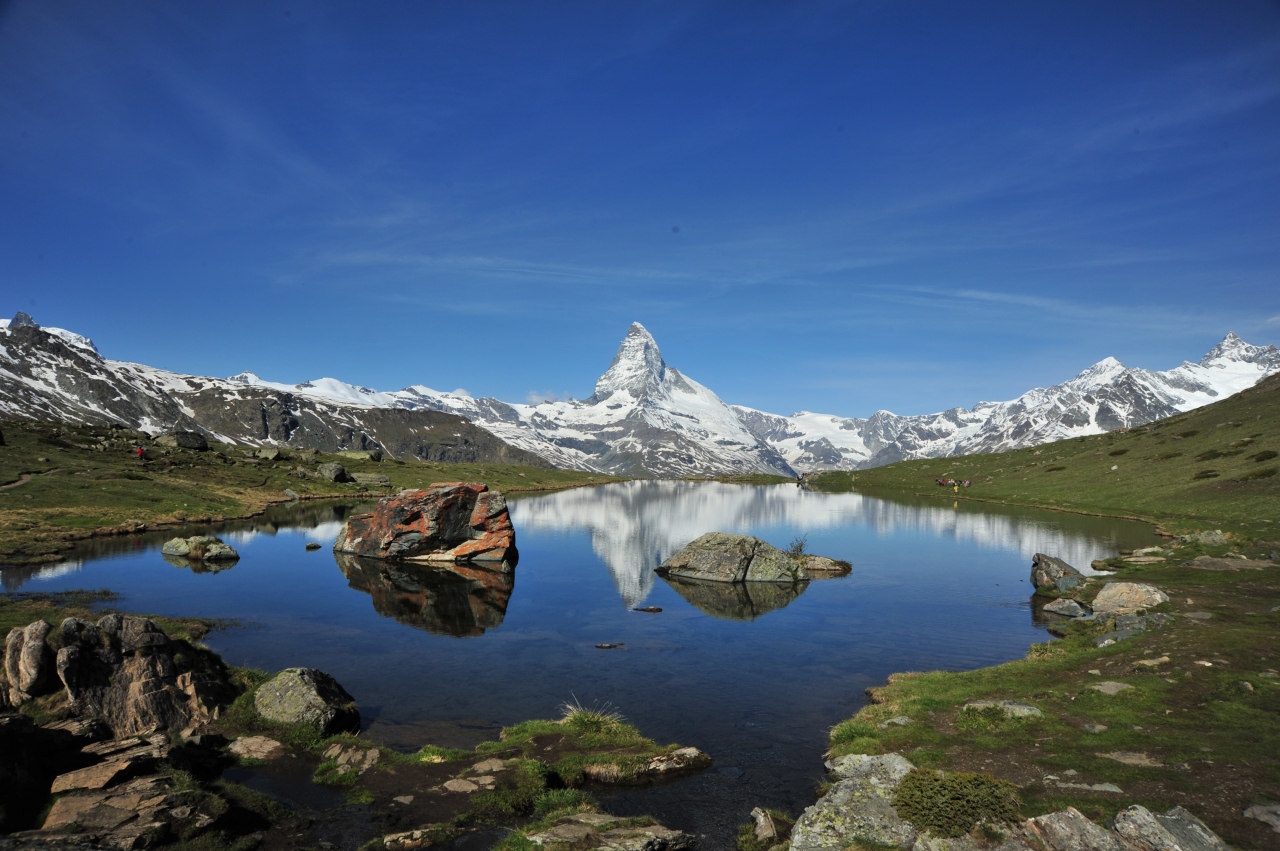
804;377;1280;848
0;419;619;565
810;372;1280;538
823;539;1280;848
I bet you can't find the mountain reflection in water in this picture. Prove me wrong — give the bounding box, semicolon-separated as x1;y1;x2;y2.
660;575;808;620
510;481;1139;607
335;553;513;637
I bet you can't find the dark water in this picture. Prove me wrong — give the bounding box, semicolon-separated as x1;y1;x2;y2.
3;482;1160;848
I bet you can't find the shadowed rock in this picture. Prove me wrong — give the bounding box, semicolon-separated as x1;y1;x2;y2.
254;667;360;735
334;483;517;566
336;553;513;636
56;615;238;737
660;574;807;621
5;620;56;705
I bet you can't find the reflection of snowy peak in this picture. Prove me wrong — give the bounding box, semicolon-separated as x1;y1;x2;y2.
734;333;1280;472
510;481;1132;607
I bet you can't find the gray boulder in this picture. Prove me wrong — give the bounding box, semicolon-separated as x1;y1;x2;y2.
1023;807;1130;851
656;533;812;583
4;620;56;705
318;462;351;483
1030;554;1082;589
1044;598;1089;618
791;753;917;851
1113;805;1228;851
962;700;1044;719
154;431;209;451
1092;582;1168;615
1178;530;1228;546
352;472;391;487
254;667;360;735
160;535;239;561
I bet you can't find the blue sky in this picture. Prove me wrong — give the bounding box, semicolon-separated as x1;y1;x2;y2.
2;1;1278;417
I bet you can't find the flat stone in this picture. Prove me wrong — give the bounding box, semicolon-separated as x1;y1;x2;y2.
1024;806;1130;851
1183;556;1264;572
443;778;479;793
823;752;916;782
472;757;507;772
1056;781;1123;793
1115;805;1229;851
392;795;414;805
1091;681;1133;695
1184;611;1214;620
229;736;285;760
1244;804;1280;833
963;700;1044;718
50;759;138;793
1135;656;1171;667
1098;751;1163;767
878;716;913;729
1083;723;1108;733
1044;598;1089;617
645;746;711;778
1123;556;1166;564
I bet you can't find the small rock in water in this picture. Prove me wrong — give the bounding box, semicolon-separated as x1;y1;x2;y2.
719;766;744;779
305;542;321;551
1044;598;1089;618
595;643;623;650
633;606;662;613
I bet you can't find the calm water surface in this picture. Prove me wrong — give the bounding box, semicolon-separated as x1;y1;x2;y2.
4;482;1161;848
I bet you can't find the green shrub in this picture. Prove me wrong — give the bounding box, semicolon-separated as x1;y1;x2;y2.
1239;466;1277;481
1043;466;1066;473
892;769;1021;837
1251;449;1278;463
1108;449;1128;456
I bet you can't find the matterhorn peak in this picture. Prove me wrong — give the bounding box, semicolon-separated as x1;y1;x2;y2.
593;322;668;401
1200;331;1279;367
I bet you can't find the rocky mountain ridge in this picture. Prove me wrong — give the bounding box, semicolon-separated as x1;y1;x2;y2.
2;312;1277;476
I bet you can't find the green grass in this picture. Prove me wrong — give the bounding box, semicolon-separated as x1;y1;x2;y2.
823;538;1280;847
0;418;621;564
810;372;1280;538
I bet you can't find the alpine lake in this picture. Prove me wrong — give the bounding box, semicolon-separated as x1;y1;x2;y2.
3;481;1163;849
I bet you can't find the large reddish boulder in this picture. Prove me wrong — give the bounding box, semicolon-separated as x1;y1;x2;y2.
333;483;517;567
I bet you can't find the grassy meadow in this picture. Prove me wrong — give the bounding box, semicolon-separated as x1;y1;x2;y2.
0;419;618;564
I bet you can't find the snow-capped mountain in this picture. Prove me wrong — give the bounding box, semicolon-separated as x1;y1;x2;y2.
2;308;1276;477
230;322;796;478
0;314;549;467
733;332;1280;472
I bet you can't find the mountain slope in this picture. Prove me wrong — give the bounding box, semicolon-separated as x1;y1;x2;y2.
811;370;1280;534
0;316;549;466
735;333;1280;472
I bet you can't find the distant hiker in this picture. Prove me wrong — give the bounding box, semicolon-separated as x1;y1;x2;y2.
135;445;146;461
953;483;959;494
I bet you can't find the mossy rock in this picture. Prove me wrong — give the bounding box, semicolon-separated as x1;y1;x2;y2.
253;667;359;735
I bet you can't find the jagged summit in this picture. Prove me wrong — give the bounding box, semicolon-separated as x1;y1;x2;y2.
593;322;668;402
1201;331;1277;366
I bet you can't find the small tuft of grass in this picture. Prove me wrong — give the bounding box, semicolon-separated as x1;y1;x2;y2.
893;769;1021;838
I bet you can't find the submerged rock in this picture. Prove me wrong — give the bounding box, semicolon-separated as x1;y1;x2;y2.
254;667;360;735
160;535;239;561
1030;553;1083;589
657;532;836;583
334;483;517;566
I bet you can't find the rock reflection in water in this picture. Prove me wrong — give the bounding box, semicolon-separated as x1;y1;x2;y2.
160;553;238;573
335;554;513;637
660;575;808;621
